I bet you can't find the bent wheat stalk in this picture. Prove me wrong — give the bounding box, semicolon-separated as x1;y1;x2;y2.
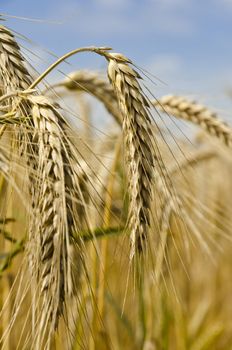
154;95;232;147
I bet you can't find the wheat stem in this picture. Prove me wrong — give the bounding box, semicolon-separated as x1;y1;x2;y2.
29;47;112;89
97;137;121;329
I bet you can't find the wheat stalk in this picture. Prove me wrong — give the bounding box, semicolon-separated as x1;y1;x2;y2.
154;95;232;147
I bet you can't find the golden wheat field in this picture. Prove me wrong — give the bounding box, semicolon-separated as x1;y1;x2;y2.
1;4;232;350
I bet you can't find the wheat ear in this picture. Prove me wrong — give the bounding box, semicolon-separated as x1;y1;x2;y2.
54;70;122;125
154;95;232;147
99;52;154;257
0;25;32;91
0;24;88;347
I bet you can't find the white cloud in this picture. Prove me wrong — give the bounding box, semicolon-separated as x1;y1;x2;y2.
93;0;131;9
50;0;195;37
147;54;182;78
214;0;232;10
222;0;232;4
149;0;191;9
142;54;187;97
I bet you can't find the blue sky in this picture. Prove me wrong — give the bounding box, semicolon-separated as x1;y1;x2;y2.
1;0;232;117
